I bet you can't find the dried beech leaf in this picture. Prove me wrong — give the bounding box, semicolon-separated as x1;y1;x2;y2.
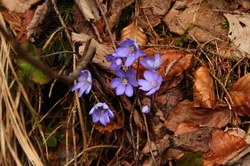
141;134;170;155
1;0;42;13
172;127;214;152
94;114;124;134
120;21;147;45
26;0;54;42
224;13;250;55
163;0;228;42
193;66;216;109
164;100;230;132
229;73;250;117
71;32;114;71
74;0;99;21
204;129;249;166
107;0;134;31
1;10;22;32
174;122;200;136
139;0;170;27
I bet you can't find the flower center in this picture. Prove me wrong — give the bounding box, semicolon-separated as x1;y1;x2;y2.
152;81;157;87
130;46;135;52
122;78;128;85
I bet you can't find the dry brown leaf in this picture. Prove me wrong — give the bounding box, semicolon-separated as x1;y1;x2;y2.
224;13;250;56
164;100;230;132
139;0;170;27
94;114;124;134
107;0;134;31
71;32;114;71
26;0;53;42
229;73;250;117
172;127;214;152
204;128;249;166
74;0;99;21
193;66;216;109
1;10;22;32
163;0;228;42
0;0;42;13
174;122;200;136
120;21;147;45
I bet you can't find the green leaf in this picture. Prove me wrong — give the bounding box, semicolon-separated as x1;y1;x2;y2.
46;134;58;148
176;151;203;166
31;69;51;85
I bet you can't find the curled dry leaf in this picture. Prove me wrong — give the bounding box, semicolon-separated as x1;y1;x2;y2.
120;21;147;45
74;0;99;21
193;66;216;109
229;73;250;117
164;100;230;132
71;32;114;71
94;114;124;134
204;128;249;166
1;0;42;13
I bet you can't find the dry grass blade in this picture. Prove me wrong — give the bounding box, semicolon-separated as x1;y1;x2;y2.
0;13;44;165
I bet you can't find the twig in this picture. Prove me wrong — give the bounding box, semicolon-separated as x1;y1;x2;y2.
143;114;157;166
0;24;96;84
40;51;80;58
94;0;116;50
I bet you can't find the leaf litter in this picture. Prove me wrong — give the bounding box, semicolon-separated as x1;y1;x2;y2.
1;0;250;165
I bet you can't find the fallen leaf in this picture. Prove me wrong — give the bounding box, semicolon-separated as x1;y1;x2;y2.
172;127;214;152
141;134;170;155
174;122;200;136
74;0;99;21
193;66;216;109
26;0;55;42
204;128;249;166
164;100;230;132
1;0;42;13
139;0;170;27
120;21;147;45
163;0;228;42
229;73;250;117
94;114;124;134
224;13;250;56
107;0;134;31
71;32;114;71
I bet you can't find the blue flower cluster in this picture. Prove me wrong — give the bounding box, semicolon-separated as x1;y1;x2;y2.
108;38;162;97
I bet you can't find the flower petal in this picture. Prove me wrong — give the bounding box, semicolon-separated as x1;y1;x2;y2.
125;56;136;66
92;111;100;123
115;69;125;78
71;83;82;91
138;79;152;91
144;70;155;82
107;109;114;118
110;78;122;88
125;84;133;97
116;84;125;95
126;69;136;78
128;77;138;87
116;47;129;57
146;87;157;95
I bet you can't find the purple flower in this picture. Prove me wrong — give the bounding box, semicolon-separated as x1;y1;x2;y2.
116;38;146;66
89;102;114;126
71;70;92;97
106;53;123;70
138;70;162;95
141;105;150;114
110;69;138;97
140;54;162;70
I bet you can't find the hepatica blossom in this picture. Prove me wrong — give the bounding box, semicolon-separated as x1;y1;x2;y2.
106;53;122;70
138;70;162;95
89;102;114;126
110;69;138;97
116;38;146;66
141;105;150;114
71;70;92;97
140;53;162;70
